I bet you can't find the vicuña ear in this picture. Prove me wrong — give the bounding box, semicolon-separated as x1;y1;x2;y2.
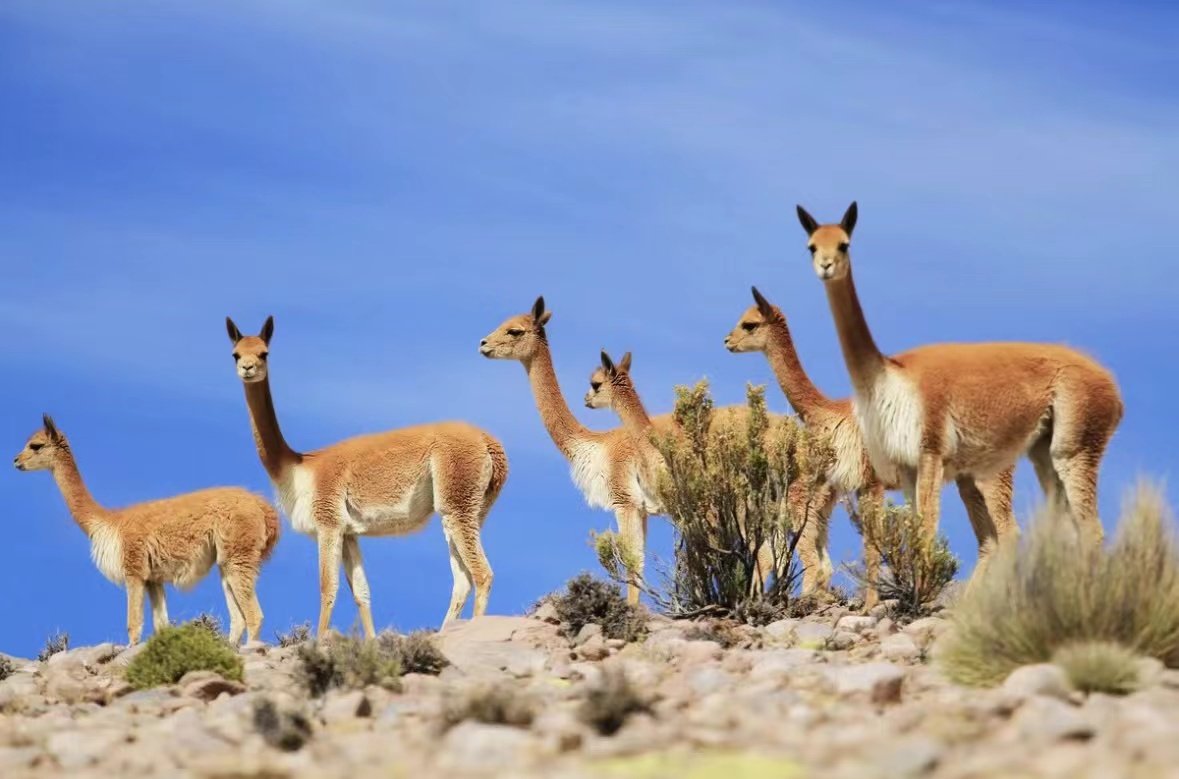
226;317;244;345
841;201;858;238
42;413;59;440
600;349;616;376
618;351;632;373
751;286;774;318
796;205;820;236
531;296;546;321
260;315;275;345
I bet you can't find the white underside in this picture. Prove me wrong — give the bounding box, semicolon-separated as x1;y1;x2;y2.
567;439;661;514
854;368;930;478
90;523;126;585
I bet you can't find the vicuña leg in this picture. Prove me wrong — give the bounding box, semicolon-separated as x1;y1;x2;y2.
125;577;146;645
615;506;646;606
315;524;345;638
341;535;377;639
441;512;493;626
916;450;946;541
219;566;246;644
146;581;169;633
855;485;886;611
789;479;836;596
1029;437;1068;516
224;562;264;644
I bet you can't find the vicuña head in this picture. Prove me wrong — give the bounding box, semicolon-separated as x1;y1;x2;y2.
723;287;785;354
584;350;632;409
797;201;857;282
479;295;551;361
226;316;274;383
14;414;65;472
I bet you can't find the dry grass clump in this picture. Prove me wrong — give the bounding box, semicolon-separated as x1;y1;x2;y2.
296;629;449;696
183;612;225;639
846;498;960;621
600;381;829;625
124;624;244;689
1051;641;1141;695
275;622;313;648
938;481;1179;689
38;630;69;662
0;656;14;681
441;680;539;730
547;572;647;643
578;665;655;736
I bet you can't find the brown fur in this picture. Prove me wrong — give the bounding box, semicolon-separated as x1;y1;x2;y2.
227;316;508;638
798;201;1123;548
724;288;1020;596
13;414;279;645
480;297;665;605
585;349;829;596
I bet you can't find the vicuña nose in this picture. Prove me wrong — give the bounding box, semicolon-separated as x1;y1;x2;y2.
480;339;488;347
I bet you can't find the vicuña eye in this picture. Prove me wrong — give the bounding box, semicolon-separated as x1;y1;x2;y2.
741;322;756;331
591;382;601;391
808;245;817;254
838;242;849;253
232;352;241;361
507;329;524;337
259;352;269;360
29;443;43;451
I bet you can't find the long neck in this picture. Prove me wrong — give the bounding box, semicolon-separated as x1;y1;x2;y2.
763;319;835;423
824;267;887;393
243;377;302;480
50;446;105;536
522;338;594;458
610;377;655;432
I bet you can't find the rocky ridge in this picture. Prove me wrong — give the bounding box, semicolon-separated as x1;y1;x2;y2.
3;604;1179;779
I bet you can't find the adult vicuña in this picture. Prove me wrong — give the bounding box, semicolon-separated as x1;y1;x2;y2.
724;287;1019;591
798;201;1123;546
480;297;663;604
584;348;825;596
13;414;279;645
226;316;508;637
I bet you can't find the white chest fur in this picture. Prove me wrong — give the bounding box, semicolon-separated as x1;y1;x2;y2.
89;523;126;585
275;465;319;536
567;439;615;510
855;369;925;471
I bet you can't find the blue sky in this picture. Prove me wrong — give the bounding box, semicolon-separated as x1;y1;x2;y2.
1;1;1177;657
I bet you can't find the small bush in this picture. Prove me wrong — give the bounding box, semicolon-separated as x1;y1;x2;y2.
124;624;244;689
38;631;69;662
599;381;829;624
0;656;14;681
938;481;1179;688
1052;641;1141;696
441;680;538;730
846;499;959;620
548;572;647;643
275;622;313;648
295;632;403;697
253;696;313;751
392;630;450;676
183;612;225;638
579;666;654;736
682;619;744;649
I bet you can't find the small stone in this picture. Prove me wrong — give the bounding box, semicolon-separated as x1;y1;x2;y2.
531;601;560;624
762;619;799;644
439;721;535;770
869;602;891;620
0;746;40;772
880;634;922;663
179;670;247;702
876;735;944;777
876;617;897;637
45;728;127;769
688;668;732;696
576;634;611;662
835;615;877;634
902;618;946;648
1135;657;1165;688
321;689;372;723
1010;696;1095;743
574;623;603;647
829;663;905;704
749;649;821;681
669;639;723;667
828;631;859;651
108;643;148;668
792;622;834;649
239;640;268;655
1001;664;1074;702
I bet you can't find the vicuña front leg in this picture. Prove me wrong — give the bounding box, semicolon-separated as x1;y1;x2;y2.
916;450;945;543
146;581;170;634
125;578;146;645
315;525;344;638
615;507;647;606
341;534;377;639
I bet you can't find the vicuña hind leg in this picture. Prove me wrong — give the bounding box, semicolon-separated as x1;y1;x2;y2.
441;512;493;626
125;578;146;645
315;524;345;638
146;582;170;634
955;466;1015;583
615;507;646;606
1029;437;1068;516
341;535;377;639
219;566;246;644
224;564;263;644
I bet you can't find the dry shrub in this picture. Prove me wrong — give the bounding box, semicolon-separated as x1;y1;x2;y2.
275;622;313;648
579;665;654;736
1051;641;1141;695
681;619;745;649
124;624;244;689
38;631;69;662
548;572;647;643
0;656;14;681
295;630;449;696
600;380;830;625
183;612;225;639
846;498;959;620
393;630;450;676
441;680;538;730
938;481;1179;688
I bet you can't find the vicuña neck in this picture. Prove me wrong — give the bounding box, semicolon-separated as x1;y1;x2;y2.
50;446;104;537
522;338;594;458
243;377;302;480
610;378;655;432
824;268;887;393
763;319;836;423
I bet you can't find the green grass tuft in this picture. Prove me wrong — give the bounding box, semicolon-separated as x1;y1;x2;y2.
1051;641;1141;696
124;624;244;689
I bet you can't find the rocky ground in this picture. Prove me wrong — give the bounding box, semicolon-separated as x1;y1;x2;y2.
4;600;1179;779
